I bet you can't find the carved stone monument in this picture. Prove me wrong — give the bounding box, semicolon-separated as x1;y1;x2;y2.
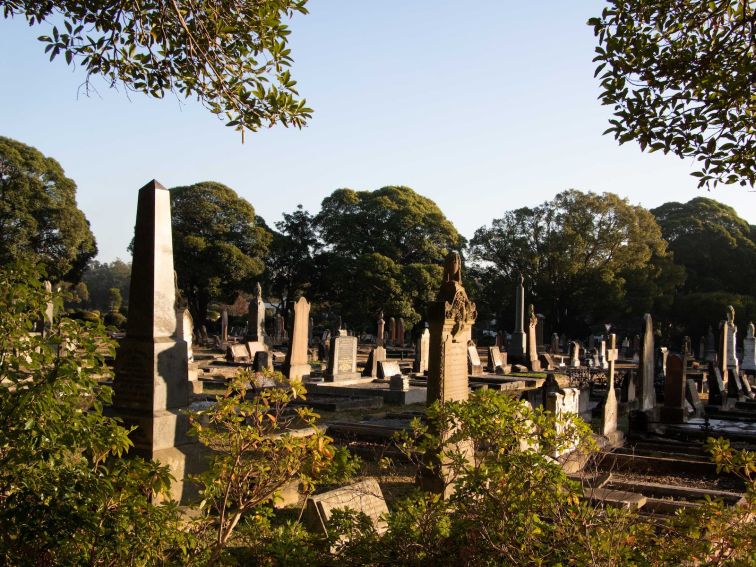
423;252;476;495
526;304;541;371
725;305;739;374
113;180;194;502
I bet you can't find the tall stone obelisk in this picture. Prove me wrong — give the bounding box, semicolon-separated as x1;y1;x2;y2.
113;180;193;501
510;273;526;359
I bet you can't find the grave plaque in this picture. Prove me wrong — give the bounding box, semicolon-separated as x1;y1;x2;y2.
304;478;388;536
326;335;360;381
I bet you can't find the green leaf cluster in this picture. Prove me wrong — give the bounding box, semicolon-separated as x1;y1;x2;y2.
590;1;755;188
0;136;97;283
2;0;312;136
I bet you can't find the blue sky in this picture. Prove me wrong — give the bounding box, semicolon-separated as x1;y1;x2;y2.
1;1;754;262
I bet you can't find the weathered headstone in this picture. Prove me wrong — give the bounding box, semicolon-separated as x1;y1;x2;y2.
326;333;360;382
414;326;430;373
467;343;482;374
526;304;541;371
705;325;717;362
226;343;250;362
304;478;388;537
113;180;192;501
550;333;560;354
536;313;545;350
221;309;228;344
546;388;580;458
718;319;730;390
707;362;726;407
397;318;405;347
390;373;410;391
725;305;739;374
685;378;704;416
569;341;581;368
487;347;505;373
387;317;396;347
661;353;687;423
740;324;756;372
638;314;656;411
283;297;311;381
376;311;385;347
273;313;285;345
509;273;526;358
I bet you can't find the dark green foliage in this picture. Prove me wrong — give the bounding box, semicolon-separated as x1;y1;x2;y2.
469;189;683;337
0;136;97;283
81;258;131;313
310;186;462;330
170;181;272;324
2;0;312;136
0;262;188;565
589;1;755;188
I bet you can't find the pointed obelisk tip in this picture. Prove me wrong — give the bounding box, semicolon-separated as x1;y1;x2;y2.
139;179;167;192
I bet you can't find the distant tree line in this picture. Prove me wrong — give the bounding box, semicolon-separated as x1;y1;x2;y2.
3;136;755;343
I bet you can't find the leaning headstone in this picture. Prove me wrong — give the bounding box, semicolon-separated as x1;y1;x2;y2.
487;347;505;373
509;273;526;358
526;305;541;371
707;362;726;407
283;297;311;381
363;346;386;378
423;252;476;495
661;354;687;423
378;359;402;380
226;343;250;362
467;343;482;374
742;323;756;371
638;314;656;411
325;332;360;382
113;180;192;502
685;379;704;416
303;478;388;537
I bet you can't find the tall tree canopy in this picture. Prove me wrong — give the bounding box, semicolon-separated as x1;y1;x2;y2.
170;182;271;323
590;1;755;188
0;136;96;282
307;186;463;330
652;197;756;337
81;259;131;313
2;0;312;136
469;190;683;337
